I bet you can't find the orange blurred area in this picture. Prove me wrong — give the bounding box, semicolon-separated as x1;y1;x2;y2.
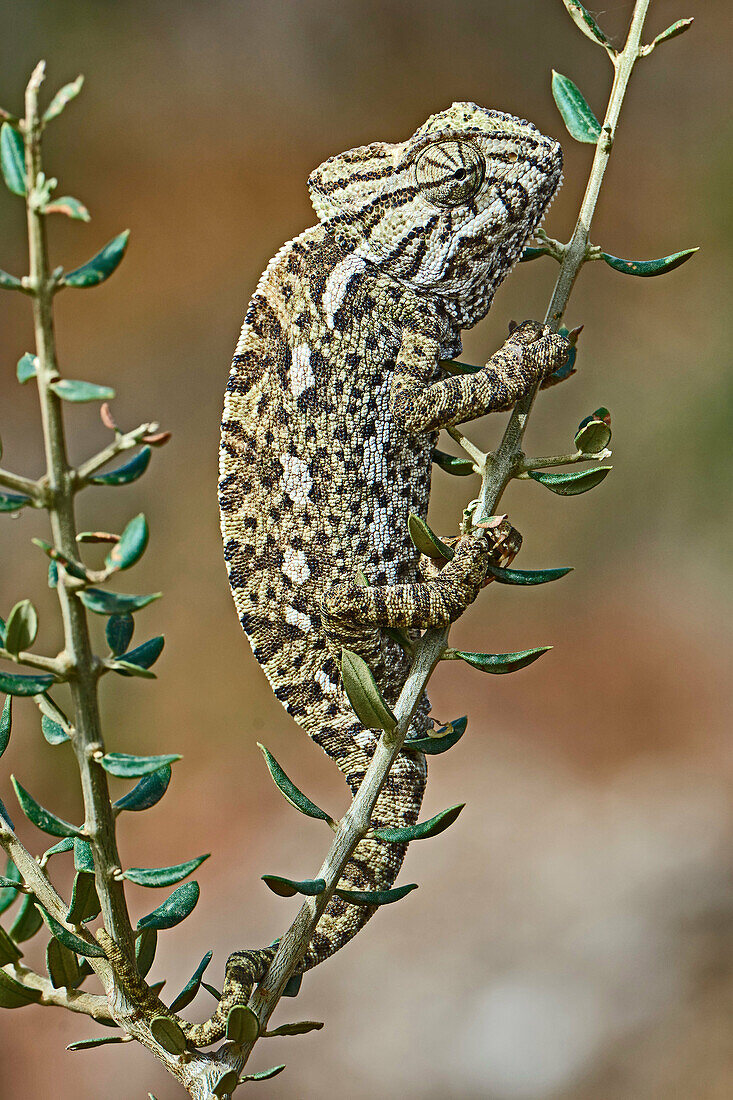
0;1;731;1097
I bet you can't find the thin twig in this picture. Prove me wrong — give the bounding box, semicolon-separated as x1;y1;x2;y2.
0;469;44;500
75;422;158;483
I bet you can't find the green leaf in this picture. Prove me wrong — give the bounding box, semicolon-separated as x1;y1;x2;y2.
48;561;58;588
41;713;70;745
407;514;454;561
335;883;418;906
262;875;326;898
44;196;90;221
90;447;152;486
551;71;601;143
105;513;148;571
0;876;24;892
9;892;43;942
405;715;468;755
0;695;11;757
519;245;555;263
226;1004;259;1043
50;379;116;403
528;466;612;495
137;881;200;931
601;248;698;277
0;923;22;964
67;872;101;924
111;636;164;676
135;927;157;978
265;1020;323;1037
0;968;41;1007
0;859;22;914
439;358;481;375
0;122;25;196
37;904;106;956
4;599;38;655
109;659;156;680
150;1015;187;1055
213;1071;240;1098
168;950;213;1013
16;353;38;384
0;669;53;696
203;981;223;1000
44;837;75;859
64;230;130;288
258;744;332;823
0;493;32;513
123;854;209;888
575;408;611;453
561;0;615;50
372;803;464;844
341;649;397;732
43;75;84;123
645;17;694;51
240;1065;286;1083
0;795;12;829
0;268;24;291
484;563;573;586
100;752;180;779
79;588;161;616
432;448;475;476
114;765;171;812
454;647;551;674
106;613;134;656
47;937;82;988
11;776;81;836
73;839;94;874
67;1036;127;1051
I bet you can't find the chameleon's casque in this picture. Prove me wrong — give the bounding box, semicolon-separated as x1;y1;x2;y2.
188;103;567;1043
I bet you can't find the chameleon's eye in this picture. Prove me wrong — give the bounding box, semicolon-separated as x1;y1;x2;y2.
414;140;485;208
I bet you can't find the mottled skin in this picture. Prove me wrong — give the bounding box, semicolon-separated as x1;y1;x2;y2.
100;104;568;1045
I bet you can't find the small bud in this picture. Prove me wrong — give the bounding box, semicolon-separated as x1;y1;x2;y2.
100;403;117;431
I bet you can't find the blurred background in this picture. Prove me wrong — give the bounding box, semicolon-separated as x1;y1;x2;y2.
0;1;730;1096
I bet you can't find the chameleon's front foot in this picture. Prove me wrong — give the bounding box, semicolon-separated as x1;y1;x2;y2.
489;319;571;403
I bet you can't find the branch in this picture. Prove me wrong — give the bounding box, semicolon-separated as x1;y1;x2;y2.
4;963;115;1021
75;421;158;484
0;469;44;500
0;647;68;675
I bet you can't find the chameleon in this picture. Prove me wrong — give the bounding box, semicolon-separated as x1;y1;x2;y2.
99;103;569;1045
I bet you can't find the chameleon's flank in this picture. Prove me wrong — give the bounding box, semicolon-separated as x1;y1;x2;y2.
187;102;568;1044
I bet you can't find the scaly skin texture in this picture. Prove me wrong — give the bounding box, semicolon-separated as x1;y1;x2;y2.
126;103;567;1046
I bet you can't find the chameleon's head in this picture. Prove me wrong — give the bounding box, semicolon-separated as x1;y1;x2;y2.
309;102;563;326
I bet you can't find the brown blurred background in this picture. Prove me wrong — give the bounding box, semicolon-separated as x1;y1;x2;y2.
0;1;731;1096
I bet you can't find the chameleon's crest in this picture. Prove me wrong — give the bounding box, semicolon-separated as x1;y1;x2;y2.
308;102;563;327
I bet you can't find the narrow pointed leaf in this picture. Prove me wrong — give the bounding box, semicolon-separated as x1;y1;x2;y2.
73;840;94;874
484;563;573;585
109;659;156;679
439;358;481;375
519;245;555;263
529;466;611;495
111;636;163;673
11;776;81;836
51;379;116;403
646;18;694;51
0;968;41;1007
67;1036;127;1051
0;859;22;914
100;752;180;778
335;883;418;906
266;1020;323;1037
135;927;157;978
258;744;332;822
341;648;396;732
37;904;106;957
262;875;325;898
168;950;213;1013
0;876;25;892
150;1015;187;1055
0;492;32;513
454;646;551;674
43;75;84;123
114;765;171;813
282;973;302;998
372;803;464;843
67;872;101;924
16;353;38;384
137;881;200;930
0;695;11;757
561;0;615;49
41;713;70;745
47;937;82;988
405;715;468;755
44;196;90;221
48;561;58;588
0;268;23;291
106;613;134;656
408;514;454;560
79;588;160;616
432;448;475;476
124;854;209;888
105;513;149;571
9;892;43;942
601;248;698;277
4;600;38;655
203;981;222;1000
0;923;22;964
240;1066;286;1083
90;447;151;486
45;837;75;859
227;1004;259;1043
551;71;601;143
0;795;12;829
0;123;25;195
64;230;129;288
